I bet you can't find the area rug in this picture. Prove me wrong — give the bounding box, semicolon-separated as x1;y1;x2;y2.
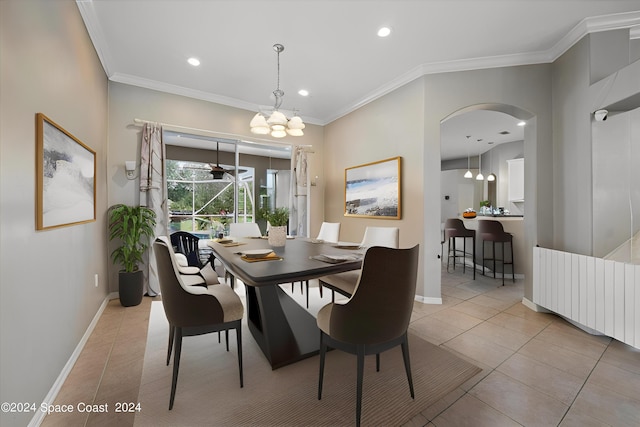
135;300;480;426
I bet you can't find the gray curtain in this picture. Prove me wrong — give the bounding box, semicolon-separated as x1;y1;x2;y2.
140;123;167;296
291;146;308;237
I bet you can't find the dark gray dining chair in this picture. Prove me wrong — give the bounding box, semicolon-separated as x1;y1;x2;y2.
316;244;419;427
154;236;244;410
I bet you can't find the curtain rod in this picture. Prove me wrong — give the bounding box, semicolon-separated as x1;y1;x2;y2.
133;118;313;150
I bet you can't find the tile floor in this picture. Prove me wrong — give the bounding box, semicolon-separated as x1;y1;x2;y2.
41;265;640;426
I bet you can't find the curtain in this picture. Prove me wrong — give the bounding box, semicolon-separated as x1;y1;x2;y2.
140;123;167;296
291;146;308;237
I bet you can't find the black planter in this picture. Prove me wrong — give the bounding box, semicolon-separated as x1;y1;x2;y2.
119;270;144;307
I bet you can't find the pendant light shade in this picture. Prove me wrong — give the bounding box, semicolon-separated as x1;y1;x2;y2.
464;154;473;178
476;154;484;180
249;44;306;137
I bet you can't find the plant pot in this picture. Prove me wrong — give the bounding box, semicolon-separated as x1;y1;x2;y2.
119;270;144;307
268;226;287;247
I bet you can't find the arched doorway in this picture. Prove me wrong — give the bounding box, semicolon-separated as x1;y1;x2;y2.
440;103;535;294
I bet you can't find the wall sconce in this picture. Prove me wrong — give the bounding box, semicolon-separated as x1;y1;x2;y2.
125;161;136;180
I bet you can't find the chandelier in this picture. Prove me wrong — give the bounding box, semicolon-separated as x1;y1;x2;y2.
250;44;305;138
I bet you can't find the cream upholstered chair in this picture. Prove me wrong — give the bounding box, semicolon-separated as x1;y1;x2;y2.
319;226;399;301
154;237;244;410
317;244;420;427
229;222;262;238
316;222;341;243
294;222;342;307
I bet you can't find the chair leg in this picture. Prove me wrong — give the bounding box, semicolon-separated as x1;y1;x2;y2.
401;334;415;399
492;241;497;279
305;281;310;308
225;330;230;351
319;282;323;298
236;324;243;388
318;332;326;400
167;325;175;366
169;327;183;410
501;242;505;286
511;241;515;283
376;353;380;372
356;345;365;427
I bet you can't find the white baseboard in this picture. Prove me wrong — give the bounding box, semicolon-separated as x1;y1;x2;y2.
415;295;442;304
521;297;549;313
28;293;115;427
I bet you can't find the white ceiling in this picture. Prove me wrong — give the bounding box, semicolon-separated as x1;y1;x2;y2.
77;1;640;159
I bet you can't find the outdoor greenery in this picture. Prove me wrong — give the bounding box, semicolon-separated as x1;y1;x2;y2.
166;160;254;232
108;204;157;272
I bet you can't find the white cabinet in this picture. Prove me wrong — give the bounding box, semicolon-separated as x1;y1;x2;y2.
507;158;524;202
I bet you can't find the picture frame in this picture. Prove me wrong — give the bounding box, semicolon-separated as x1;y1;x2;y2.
36;113;96;230
344;156;401;219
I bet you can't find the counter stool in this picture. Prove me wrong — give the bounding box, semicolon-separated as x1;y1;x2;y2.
478;220;514;285
444;218;475;279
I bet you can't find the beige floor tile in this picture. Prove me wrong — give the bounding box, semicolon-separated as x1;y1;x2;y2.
443;331;514;368
518;338;598;379
469;371;569;426
450;300;500;320
468;294;517;311
586;360;640;401
430;308;484;331
409;316;465;345
497;353;584;405
467;321;531;351
559;407;610;427
487;312;551;337
441;284;480;300
432;393;522;427
571;382;640;426
599;339;640;375
536;324;609;360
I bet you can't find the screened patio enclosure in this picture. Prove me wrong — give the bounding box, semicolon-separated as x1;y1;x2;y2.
164;132;295;238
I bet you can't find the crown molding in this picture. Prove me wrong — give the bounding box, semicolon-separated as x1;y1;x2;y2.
80;1;640;127
76;0;113;77
326;11;640;124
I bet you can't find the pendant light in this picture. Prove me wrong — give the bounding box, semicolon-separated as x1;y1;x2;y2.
250;44;305;138
487;148;496;181
463;136;473;178
464;155;473;178
476;154;484;180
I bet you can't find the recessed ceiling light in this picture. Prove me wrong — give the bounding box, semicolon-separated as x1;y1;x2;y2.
377;27;391;37
298;89;309;97
187;57;200;66
517;121;526;126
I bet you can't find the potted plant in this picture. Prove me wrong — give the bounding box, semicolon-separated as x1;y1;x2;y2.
265;207;289;247
108;204;157;306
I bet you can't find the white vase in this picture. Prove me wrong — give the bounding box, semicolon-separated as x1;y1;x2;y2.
268;226;287;247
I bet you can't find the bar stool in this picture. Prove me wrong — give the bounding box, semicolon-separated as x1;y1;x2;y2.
444;218;475;279
478;220;514;285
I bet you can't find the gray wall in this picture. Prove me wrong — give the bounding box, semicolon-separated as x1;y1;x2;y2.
107;82;325;293
325;65;553;301
0;1;109;426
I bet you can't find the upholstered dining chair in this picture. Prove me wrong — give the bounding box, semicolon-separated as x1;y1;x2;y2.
153;236;244;410
319;226;399;301
229;222;262;238
317;244;420;427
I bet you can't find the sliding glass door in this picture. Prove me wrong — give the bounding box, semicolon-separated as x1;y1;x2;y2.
164;132;291;237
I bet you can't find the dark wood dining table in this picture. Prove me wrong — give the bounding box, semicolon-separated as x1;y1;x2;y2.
207;237;363;369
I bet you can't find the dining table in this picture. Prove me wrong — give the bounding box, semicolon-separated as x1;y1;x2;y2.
207;237;364;369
